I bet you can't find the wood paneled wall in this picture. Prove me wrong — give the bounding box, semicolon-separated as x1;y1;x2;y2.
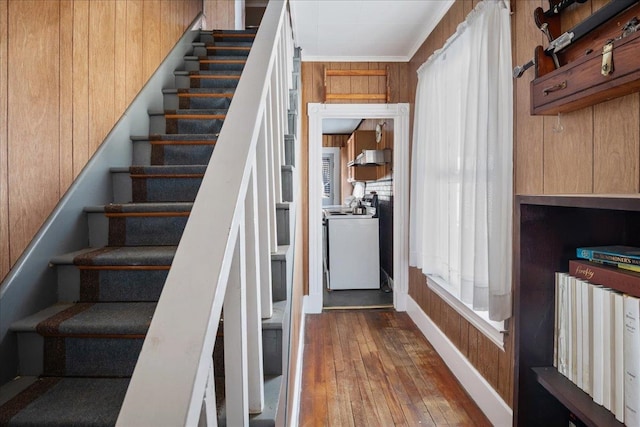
0;0;202;282
512;0;640;194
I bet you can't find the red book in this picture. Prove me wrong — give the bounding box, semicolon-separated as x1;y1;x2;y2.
569;260;640;298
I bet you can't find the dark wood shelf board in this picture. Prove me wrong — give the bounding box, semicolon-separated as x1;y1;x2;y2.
533;367;623;427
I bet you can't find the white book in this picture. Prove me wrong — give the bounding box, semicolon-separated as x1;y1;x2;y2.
603;288;613;411
558;273;569;377
613;291;625;422
593;285;604;405
557;273;569;378
554;272;561;369
575;277;584;389
585;282;594;397
569;275;577;383
579;278;592;395
624;295;640;426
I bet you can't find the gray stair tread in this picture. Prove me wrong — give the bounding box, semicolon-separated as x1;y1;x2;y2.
12;302;156;335
131;133;219;141
0;376;38;406
84;202;193;214
271;244;290;261
275;202;290;210
127;165;207;174
72;246;177;266
163;87;236;94
164;109;228;115
218;375;282;427
262;300;286;330
11;303;74;332
49;247;99;265
1;377;129;427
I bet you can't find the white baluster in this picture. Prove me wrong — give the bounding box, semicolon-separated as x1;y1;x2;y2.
198;362;218;427
265;86;279;252
256;112;273;319
224;222;249;427
245;163;265;413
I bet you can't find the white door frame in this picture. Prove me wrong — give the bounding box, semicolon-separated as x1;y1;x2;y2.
305;103;411;313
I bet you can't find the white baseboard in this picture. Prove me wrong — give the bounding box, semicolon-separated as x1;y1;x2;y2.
288;298;308;426
406;296;513;427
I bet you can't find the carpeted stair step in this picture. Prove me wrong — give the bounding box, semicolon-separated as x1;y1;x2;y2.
206;45;252;57
0;377;129;427
121;165;206;203
216;375;283;427
51;248;172;303
163;87;234;110
198;29;257;44
85;202;192;247
183;55;247;72
11;302;155;377
131;134;217;166
164;109;228;134
187;70;243;89
149;108;227;135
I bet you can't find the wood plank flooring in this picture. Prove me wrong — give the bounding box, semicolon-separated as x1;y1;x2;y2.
299;310;491;426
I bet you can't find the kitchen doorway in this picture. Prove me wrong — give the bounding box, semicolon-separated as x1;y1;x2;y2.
306;103;410;314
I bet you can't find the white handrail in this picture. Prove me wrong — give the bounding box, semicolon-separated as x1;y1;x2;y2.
117;1;292;425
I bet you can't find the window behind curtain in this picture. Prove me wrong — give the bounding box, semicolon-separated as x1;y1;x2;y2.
409;0;513;322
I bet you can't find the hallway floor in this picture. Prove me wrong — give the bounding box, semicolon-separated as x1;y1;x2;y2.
299;309;491;426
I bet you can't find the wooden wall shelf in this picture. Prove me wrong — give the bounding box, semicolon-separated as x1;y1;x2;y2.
323;67;390;103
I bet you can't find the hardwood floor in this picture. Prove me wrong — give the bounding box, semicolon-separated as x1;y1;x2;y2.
299;309;491;426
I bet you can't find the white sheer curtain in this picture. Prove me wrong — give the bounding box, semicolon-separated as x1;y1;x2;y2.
409;0;513;321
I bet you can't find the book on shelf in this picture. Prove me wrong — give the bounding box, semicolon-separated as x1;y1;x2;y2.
613;291;625;422
624;294;640;426
592;285;605;406
580;279;593;396
577;245;640;267
603;288;613;411
569;259;640;298
557;273;569;378
575;276;584;390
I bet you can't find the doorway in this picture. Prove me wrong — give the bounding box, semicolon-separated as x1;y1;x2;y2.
306;103;410;314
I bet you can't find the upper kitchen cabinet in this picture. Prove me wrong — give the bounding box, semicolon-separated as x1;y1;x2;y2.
346;130;385;182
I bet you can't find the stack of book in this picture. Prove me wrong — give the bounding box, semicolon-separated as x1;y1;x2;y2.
555;245;640;425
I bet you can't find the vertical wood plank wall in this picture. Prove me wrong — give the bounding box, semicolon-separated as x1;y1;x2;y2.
0;0;203;282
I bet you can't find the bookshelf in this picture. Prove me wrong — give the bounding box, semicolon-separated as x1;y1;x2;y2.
515;195;640;426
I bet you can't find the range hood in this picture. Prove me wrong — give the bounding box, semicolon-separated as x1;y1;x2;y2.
348;149;392;166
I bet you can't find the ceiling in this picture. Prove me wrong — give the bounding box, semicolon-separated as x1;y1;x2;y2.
289;0;454;134
288;0;454;62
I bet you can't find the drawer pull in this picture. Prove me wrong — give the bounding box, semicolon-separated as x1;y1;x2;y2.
542;81;567;96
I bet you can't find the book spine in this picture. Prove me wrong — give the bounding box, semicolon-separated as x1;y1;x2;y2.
614;291;625;422
558;273;569;378
603;289;613;411
575;277;584;390
569;260;640;298
577;247;640;267
624;295;640;425
593;285;605;405
581;279;592;396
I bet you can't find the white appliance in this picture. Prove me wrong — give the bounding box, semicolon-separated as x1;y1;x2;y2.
326;215;380;290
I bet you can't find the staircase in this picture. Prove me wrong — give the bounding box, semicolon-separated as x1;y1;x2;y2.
0;5;298;424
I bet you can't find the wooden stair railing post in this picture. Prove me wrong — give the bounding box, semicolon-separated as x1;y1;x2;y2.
256;114;274;320
245;163;265;414
224;220;249;427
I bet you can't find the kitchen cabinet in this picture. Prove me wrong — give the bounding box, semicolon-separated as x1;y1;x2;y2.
346;130;378;182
